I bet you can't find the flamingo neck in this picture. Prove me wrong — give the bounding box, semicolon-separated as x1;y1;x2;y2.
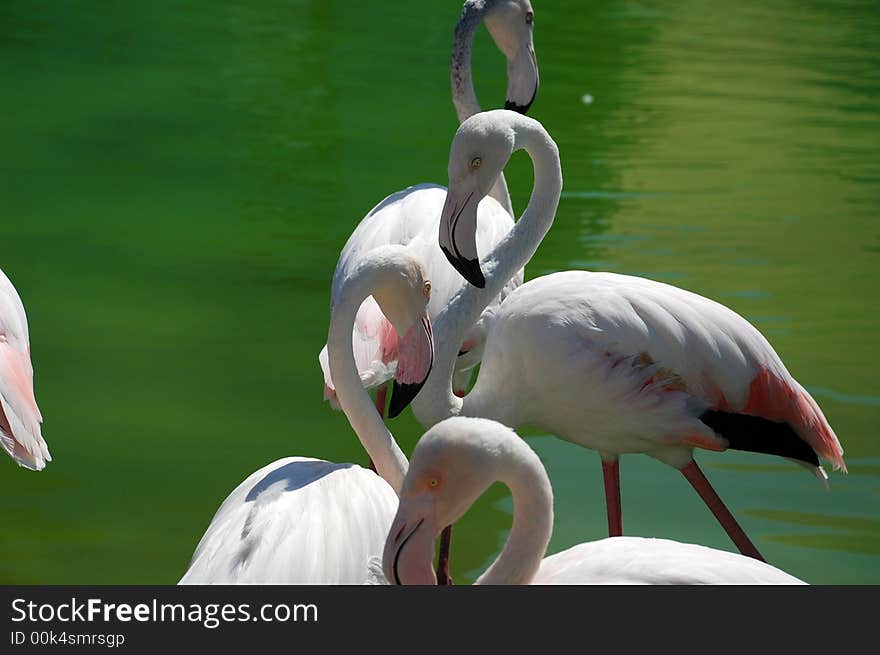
475;439;554;585
451;2;484;123
451;1;514;216
413;118;561;427
327;271;408;493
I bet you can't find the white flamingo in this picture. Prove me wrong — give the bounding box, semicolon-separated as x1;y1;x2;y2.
0;268;49;471
318;0;538;415
179;246;433;584
410;109;845;561
383;416;806;584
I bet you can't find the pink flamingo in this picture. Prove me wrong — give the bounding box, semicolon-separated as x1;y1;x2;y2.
0;268;49;471
411;110;845;561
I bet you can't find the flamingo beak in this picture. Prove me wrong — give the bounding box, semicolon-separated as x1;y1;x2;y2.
504;41;539;114
388;313;433;418
439;186;485;289
383;499;438;585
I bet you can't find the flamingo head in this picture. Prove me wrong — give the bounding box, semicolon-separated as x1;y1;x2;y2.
483;0;539;114
439;110;519;287
383;417;514;584
363;246;435;417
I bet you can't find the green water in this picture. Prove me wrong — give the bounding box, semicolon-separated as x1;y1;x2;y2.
1;0;878;584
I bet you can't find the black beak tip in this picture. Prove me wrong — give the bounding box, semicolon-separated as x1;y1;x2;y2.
505;99;532;114
440;245;485;289
458;257;486;289
505;83;538;116
388;381;425;419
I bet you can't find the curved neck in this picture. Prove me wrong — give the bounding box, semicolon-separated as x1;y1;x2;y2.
328;275;408;493
451;1;514;216
413;119;561;427
451;2;484;124
475;443;554;585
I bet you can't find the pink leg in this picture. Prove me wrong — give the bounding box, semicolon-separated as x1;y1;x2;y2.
375;383;388;418
681;460;765;561
602;459;623;537
368;384;389;473
436;525;453;585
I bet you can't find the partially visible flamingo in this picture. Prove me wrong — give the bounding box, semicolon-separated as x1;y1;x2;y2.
383;416;806;584
318;0;539;413
0;268;49;471
180;246;433;584
410;109;845;561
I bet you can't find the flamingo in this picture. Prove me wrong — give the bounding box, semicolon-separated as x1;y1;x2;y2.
318;0;539;415
179;245;434;584
0;268;49;471
409;109;845;561
383;416;806;584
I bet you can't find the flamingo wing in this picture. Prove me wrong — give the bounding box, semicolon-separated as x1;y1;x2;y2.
0;270;49;471
576;272;844;473
179;457;398;584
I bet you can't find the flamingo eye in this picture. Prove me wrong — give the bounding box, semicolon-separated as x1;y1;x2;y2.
423;281;431;297
428;477;440;489
470;157;482;170
525;10;534;25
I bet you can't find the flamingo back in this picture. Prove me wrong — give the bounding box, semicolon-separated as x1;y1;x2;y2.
179;457;398;584
535;537;806;584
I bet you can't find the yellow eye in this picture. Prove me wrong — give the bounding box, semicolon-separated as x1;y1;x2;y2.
423;281;431;297
470;157;482;170
428;477;440;488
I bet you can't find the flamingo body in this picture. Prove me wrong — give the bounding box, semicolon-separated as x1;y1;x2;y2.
180;458;397;584
466;270;844;474
0;269;49;471
534;536;804;585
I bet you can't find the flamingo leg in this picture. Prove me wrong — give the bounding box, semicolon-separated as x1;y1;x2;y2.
367;384;390;473
601;458;623;537
436;525;454;585
375;383;388;418
680;460;765;562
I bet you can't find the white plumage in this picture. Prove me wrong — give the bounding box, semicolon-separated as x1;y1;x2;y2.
534;538;804;585
180;458;397;584
0;268;49;471
469;270;843;472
